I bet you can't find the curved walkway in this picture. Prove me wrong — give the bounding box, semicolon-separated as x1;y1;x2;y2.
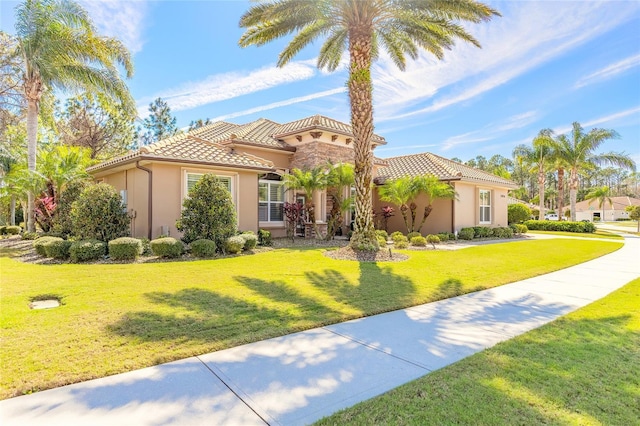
2;236;639;426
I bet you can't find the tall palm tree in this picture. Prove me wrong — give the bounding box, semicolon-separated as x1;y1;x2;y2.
513;129;554;220
549;122;636;221
14;0;134;231
239;0;499;250
0;150;19;225
585;186;613;223
414;175;457;232
283;166;328;238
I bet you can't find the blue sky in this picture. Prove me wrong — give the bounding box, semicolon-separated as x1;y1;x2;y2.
2;0;639;164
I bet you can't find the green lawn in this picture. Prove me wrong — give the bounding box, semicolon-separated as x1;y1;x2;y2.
528;229;623;239
0;238;622;399
317;277;640;426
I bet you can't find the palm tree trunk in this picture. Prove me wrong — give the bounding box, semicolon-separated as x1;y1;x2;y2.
10;194;16;226
538;166;545;220
26;97;39;232
348;26;378;251
417;204;433;233
569;167;579;221
557;167;565;220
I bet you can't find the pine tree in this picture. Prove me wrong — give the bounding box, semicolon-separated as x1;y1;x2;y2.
140;97;179;145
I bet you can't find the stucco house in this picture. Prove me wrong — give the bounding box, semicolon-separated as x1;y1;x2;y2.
572;196;640;222
88;115;517;239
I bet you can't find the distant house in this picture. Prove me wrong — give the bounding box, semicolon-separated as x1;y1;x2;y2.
572;196;640;222
88;115;517;239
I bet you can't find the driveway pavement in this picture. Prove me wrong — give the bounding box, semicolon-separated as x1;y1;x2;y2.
1;235;638;426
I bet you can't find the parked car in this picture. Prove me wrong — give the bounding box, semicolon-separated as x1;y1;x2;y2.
544;214;559;220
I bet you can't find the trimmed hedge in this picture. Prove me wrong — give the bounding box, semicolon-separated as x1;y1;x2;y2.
70;239;106;262
410;235;427;246
191;239;217;258
225;236;245;254
492;226;514;239
458;228;475;240
524;220;596;233
473;226;493;238
5;225;21;235
150;237;184;258
44;239;72;260
510;224;528;234
239;232;258;250
21;231;38;240
34;236;60;256
109;237;143;261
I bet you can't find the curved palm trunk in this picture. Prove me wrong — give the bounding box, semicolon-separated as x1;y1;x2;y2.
348;26;378;250
417;204;433;233
557;167;565;220
569;167;579;221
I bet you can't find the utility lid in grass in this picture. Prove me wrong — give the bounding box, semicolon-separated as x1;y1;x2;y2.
30;299;61;310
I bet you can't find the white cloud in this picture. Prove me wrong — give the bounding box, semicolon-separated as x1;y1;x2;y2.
552;106;640;135
574;54;640;88
440;110;540;150
210;87;347;122
81;0;148;54
137;61;320;116
371;1;639;121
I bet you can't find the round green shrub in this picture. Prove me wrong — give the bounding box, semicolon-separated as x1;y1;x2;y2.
5;225;21;235
70;183;129;242
377;235;388;247
239;232;258;250
410;235;427;246
44;239;72;259
508;203;532;224
258;229;272;246
436;233;449;242
493;227;514;239
33;236;60;256
458;228;475;240
407;231;421;240
510;223;528;234
70;239;106;262
394;239;409;249
426;234;441;247
109;237;143;260
191;239;217;258
21;231;38;240
391;231;405;242
150;237;184;258
225;235;245;254
375;230;389;241
176;174;237;249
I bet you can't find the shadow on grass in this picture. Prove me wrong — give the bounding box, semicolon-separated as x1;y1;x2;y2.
317;313;640;425
108;263;417;347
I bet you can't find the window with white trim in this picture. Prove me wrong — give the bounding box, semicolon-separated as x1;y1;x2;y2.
479;189;491;224
259;180;284;222
186;173;231;195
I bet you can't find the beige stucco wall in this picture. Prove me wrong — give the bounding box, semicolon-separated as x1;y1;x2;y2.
373;180;511;235
99;167;149;239
373;190;453;235
453;181;510;231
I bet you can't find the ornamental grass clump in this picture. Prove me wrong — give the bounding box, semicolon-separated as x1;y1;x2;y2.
410;235;427;247
108;237;143;261
190;239;216;258
70;239;106;262
150;237;184;258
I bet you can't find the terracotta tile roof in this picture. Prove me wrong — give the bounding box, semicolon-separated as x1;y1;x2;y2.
375;152;518;188
274;114;387;145
87;133;274;173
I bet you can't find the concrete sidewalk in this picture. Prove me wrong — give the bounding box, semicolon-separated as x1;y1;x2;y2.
2;236;638;426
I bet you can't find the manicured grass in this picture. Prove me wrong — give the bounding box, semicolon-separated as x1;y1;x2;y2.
0;239;621;399
528;229;623;239
316;278;640;426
